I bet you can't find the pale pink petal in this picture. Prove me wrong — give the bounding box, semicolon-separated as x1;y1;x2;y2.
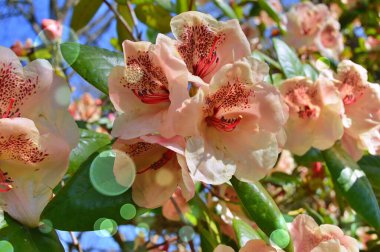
140;135;186;155
311;240;347;252
162;188;189;221
176;154;195;200
341;132;363;161
240;240;278;252
359;128;380;155
315;19;343;60
213;244;235;252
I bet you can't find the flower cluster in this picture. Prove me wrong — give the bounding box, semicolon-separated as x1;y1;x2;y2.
110;11;289;207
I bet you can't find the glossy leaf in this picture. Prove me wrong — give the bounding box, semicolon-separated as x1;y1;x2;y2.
42;153;145;231
135;3;171;33
230;177;293;252
273;38;305;78
68;129;111;175
0;214;63;252
293;148;323;167
71;0;103;31
322;145;380;231
60;42;124;95
232;218;261;248
358;155;380;202
213;0;238;19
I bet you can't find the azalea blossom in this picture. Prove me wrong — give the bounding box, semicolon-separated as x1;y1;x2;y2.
170;11;251;83
284;2;329;49
177;57;288;184
280;76;344;155
0;46;78;227
334;60;380;160
315;18;344;60
113;136;194;208
68;92;102;123
109;34;190;140
41;19;63;42
289;214;359;252
214;240;282;252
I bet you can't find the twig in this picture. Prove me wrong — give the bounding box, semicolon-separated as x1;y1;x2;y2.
102;0;136;41
146;236;178;250
113;230;131;252
69;232;83;252
188;0;195;10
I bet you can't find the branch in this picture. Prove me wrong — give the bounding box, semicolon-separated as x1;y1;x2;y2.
69;232;83;252
113;231;131;252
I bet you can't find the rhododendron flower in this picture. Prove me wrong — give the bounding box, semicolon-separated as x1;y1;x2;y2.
214;240;282;252
11;39;33;57
109;34;190;139
280;76;344;155
162;189;189;221
0;46;78;227
68;92;102;123
41;19;63;42
113;136;194;208
170;11;251;83
284;2;329;49
178;57;288;184
334;60;380;160
315;18;344;60
289;214;359;252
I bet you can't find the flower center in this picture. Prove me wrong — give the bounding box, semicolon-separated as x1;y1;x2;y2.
2;98;16;118
193;36;220;79
339;82;365;105
0;170;13;193
136;150;175;174
206;115;242;132
298;105;318;119
132;86;170;104
284;84;320;119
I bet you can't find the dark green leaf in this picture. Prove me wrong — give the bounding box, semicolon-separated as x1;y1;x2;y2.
68;129;111;175
230;177;293;252
117;3;135;47
262;172;301;186
60;43;124;95
273;38;305;78
358;155;380;202
213;0;238;19
0;214;63;252
257;0;281;24
71;0;103;31
135;3;172;33
42;153;146;231
232;218;261;248
293;148;323;167
322;145;380;231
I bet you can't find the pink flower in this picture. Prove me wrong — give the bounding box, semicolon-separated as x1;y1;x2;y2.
335;60;380;159
284;2;329;49
113;136;194;208
10;39;33;57
315;18;344;60
68;93;102;123
41;19;63;42
0;46;79;227
214;240;281;252
170;11;251;83
280;76;344;155
162;189;189;221
289;214;359;252
177;57;288;184
109;34;190;140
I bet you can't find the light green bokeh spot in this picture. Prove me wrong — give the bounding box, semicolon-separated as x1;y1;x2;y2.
94;218;118;237
270;229;290;249
39;219;53;234
90;150;129;196
120;204;136;220
179;225;195;242
0;241;14;252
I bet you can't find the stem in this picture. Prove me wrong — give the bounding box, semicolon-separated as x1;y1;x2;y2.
113;230;131;252
102;0;136;41
69;232;83;252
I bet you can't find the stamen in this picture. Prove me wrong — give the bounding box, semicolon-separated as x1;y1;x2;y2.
132;88;170;104
0;171;13;193
2;98;15;118
137;150;175;174
298;105;317;119
193;36;220;79
206;115;243;132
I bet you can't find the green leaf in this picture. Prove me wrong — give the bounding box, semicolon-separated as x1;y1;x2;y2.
42;153;146;231
232;219;261;248
176;0;189;13
358;155;380;202
257;0;281;24
262;172;301;186
71;0;103;31
230;177;293;252
0;214;63;252
293;148;323;167
135;3;172;33
117;3;135;47
213;0;238;19
322;145;380;231
303;64;318;81
68;129;111;175
60;43;124;95
273;38;305;78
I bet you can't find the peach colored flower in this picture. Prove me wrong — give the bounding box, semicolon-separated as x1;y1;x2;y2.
162;188;189;221
177;57;288;184
113;136;194;208
315;18;344;60
289;214;359;252
214;240;281;252
109;34;190;140
280;76;344;155
42;19;63;42
68;92;102;123
334;60;380;160
10;39;33;57
284;2;329;49
0;46;79;227
170;11;251;83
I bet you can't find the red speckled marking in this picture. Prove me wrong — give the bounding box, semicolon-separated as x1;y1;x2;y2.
121;51;170;104
338;71;366;105
0;169;13;192
0;134;48;164
0;62;38;118
177;24;226;79
205;79;252;132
